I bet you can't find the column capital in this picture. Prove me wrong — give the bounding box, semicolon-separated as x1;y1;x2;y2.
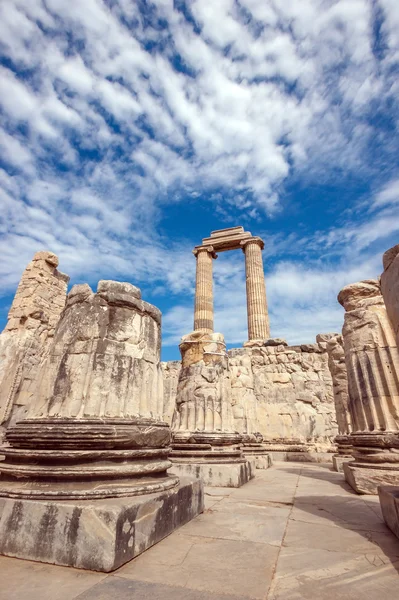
240;236;264;252
192;245;218;259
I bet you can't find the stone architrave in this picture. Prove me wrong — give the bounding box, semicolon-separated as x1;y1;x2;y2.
0;251;69;439
338;280;399;494
170;331;254;487
0;281;203;571
324;333;353;472
194;227;270;344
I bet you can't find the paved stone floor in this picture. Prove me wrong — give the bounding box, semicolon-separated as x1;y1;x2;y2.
1;462;398;600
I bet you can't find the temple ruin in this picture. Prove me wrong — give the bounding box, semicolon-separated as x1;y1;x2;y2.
1;229;399;574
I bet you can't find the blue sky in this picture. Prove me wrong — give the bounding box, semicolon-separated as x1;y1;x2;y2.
0;0;398;361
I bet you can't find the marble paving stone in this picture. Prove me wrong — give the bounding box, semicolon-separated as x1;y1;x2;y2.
116;535;278;599
363;495;385;519
0;556;106;600
268;546;399;600
203;486;234;510
75;576;254;600
284;518;399;556
1;461;399;600
228;471;299;505
292;496;389;532
179;498;290;546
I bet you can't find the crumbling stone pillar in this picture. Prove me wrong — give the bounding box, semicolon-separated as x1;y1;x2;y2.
324;333;353;472
338;280;399;494
241;237;270;342
0;251;69;437
170;331;254;486
381;244;399;348
0;280;203;571
229;347;272;469
193;246;216;333
378;244;399;539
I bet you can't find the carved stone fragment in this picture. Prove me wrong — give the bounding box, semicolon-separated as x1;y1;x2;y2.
0;251;69;437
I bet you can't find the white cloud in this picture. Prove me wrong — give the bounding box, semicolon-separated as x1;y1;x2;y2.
0;0;398;356
373;179;399;207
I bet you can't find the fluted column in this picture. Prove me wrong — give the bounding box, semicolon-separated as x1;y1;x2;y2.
241;237;270;341
325;333;353;471
172;331;237;438
338;279;399;493
193;246;217;333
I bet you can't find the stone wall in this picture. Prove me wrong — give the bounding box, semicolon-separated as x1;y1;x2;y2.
381;244;399;348
162;338;338;448
161;360;181;424
0;251;69;436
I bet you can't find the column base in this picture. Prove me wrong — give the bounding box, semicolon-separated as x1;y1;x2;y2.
344;432;399;494
242;444;273;469
378;486;399;539
332;455;353;472
343;462;399;494
169;461;255;487
0;477;203;572
333;435;353;472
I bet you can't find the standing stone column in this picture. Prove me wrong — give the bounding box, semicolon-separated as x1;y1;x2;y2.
170;330;254;487
241;237;270;342
381;243;399;348
338;279;399;493
379;244;399;540
193;246;217;332
324;333;353;472
0;280;203;571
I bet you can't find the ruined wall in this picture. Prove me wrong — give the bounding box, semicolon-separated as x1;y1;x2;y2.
325;334;351;435
381;244;399;348
240;341;337;447
0;251;69;435
161;360;181;424
162;338;338;447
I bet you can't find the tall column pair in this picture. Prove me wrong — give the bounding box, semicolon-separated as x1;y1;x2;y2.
193;238;270;341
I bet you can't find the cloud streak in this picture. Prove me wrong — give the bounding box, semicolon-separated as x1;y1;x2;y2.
0;1;398;356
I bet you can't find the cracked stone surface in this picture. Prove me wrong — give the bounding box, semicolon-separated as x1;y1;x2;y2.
1;463;399;600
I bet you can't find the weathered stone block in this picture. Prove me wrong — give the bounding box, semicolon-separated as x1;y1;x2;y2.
169;461;254;487
378;485;399;539
344;462;399;494
332;455;353;472
0;477;203;572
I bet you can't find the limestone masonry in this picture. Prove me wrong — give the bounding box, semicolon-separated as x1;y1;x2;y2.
1;231;399;570
163;339;337;453
0;251;69;439
0;274;203;571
